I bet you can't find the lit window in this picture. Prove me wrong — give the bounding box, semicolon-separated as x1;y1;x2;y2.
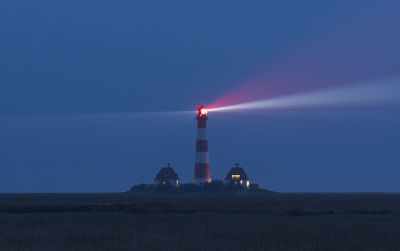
232;175;240;179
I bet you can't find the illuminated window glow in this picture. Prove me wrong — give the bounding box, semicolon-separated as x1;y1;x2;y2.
246;180;250;188
232;175;240;179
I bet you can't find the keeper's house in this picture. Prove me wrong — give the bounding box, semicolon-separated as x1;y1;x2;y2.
154;163;179;187
225;163;250;188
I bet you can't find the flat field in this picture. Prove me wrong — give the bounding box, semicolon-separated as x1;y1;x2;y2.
1;193;400;250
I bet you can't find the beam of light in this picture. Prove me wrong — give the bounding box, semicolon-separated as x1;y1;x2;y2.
70;110;196;119
43;110;198;123
207;78;400;113
0;110;197;123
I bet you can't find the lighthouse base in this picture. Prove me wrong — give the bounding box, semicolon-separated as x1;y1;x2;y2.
193;163;211;184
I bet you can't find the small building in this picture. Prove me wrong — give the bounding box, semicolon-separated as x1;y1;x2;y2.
225;163;250;188
154;163;179;187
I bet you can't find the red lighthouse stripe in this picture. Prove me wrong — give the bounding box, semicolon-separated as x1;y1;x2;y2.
196;128;207;140
194;163;210;179
196;140;208;152
197;119;207;128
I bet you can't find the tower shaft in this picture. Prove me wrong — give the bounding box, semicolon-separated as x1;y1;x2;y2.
194;106;211;184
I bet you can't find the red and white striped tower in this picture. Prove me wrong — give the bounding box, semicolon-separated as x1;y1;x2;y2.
193;105;211;184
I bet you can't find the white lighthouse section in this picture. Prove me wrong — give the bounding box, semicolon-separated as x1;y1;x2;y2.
195;152;209;164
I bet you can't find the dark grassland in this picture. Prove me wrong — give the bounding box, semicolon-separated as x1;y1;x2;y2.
1;193;400;250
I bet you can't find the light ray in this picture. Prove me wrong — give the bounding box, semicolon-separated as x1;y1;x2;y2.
208;78;400;113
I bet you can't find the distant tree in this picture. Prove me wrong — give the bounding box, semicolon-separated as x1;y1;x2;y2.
155;182;174;193
128;181;263;194
130;184;154;192
203;181;226;193
179;183;201;193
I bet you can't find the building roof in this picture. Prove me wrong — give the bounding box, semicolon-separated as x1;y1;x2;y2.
225;163;249;181
155;164;179;181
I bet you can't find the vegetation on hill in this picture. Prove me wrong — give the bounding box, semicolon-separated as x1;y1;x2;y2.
129;181;263;193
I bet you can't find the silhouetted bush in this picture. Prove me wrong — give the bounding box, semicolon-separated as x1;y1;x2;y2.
202;181;228;193
128;182;263;194
130;184;155;192
179;183;200;193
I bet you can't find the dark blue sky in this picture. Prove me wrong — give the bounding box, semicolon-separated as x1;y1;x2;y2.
1;0;399;192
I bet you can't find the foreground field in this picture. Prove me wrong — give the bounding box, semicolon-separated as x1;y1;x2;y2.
1;193;400;250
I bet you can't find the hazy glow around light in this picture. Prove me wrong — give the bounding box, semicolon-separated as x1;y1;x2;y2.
207;78;400;113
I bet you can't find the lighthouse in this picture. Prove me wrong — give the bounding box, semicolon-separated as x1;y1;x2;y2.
193;105;211;184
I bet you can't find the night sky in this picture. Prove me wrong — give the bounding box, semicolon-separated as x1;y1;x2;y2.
1;0;399;192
